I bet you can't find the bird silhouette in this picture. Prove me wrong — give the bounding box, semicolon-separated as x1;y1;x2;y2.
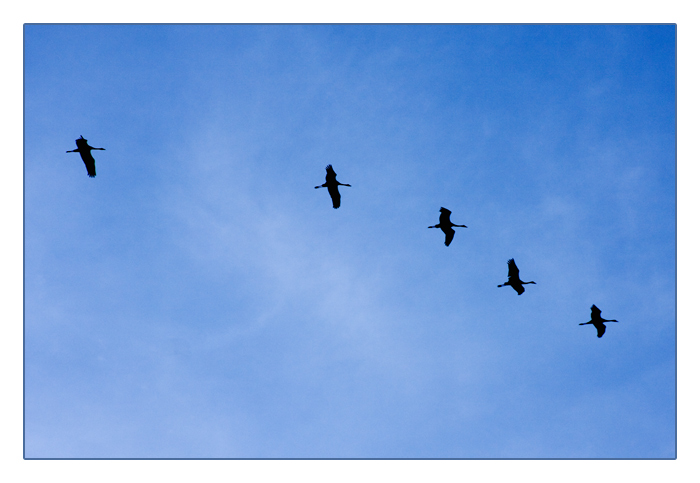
497;258;536;295
428;207;467;246
579;304;619;338
315;164;351;209
66;135;105;177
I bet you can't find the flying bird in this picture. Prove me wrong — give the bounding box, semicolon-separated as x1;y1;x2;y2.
497;258;536;295
579;304;619;338
315;164;351;209
428;207;467;246
66;135;105;177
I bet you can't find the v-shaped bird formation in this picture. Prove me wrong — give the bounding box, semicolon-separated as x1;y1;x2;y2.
63;135;621;338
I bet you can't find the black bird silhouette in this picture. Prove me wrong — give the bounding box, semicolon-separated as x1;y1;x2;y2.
579;304;619;338
315;164;351;209
497;258;536;295
66;135;105;177
428;207;467;246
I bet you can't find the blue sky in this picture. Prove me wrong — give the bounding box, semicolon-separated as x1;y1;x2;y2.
23;24;675;458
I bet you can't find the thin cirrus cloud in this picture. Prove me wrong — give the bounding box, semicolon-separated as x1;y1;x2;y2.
24;24;675;458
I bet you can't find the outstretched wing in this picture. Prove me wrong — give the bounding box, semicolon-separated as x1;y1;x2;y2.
591;305;602;319
444;227;455;246
596;323;606;338
439;208;452;226
507;258;520;280
80;152;96;177
325;164;338;184
328;184;341;209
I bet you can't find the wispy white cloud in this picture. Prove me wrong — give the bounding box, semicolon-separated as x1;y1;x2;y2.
24;24;675;458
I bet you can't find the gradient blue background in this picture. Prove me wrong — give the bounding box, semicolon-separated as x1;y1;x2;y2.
24;24;675;458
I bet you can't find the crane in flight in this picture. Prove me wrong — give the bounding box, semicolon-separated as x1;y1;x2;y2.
579;305;619;338
497;258;536;295
428;207;467;246
66;135;104;177
315;164;351;209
